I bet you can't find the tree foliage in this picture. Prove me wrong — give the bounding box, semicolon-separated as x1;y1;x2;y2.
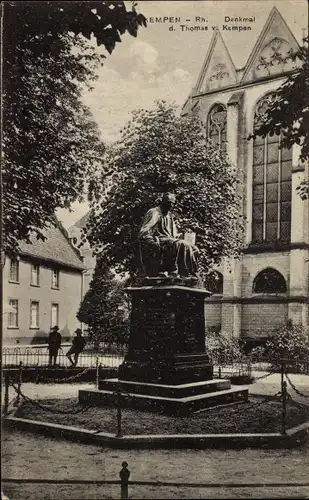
205;330;243;362
250;37;309;199
83;101;243;278
3;1;146;255
77;260;130;344
265;320;309;360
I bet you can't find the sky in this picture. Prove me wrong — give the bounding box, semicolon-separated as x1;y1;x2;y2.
56;0;308;229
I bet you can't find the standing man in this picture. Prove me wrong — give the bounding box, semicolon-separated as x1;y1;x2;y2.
47;326;62;366
66;328;86;367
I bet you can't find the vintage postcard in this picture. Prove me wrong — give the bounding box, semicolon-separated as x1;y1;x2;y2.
2;0;309;499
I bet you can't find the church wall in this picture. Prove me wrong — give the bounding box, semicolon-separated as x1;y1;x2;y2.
197;76;309;339
241;252;290;297
204;302;222;332
242;303;288;339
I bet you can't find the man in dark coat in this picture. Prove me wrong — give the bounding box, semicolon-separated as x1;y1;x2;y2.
66;328;86;367
47;326;62;366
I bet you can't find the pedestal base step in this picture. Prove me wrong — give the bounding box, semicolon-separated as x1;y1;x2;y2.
98;378;231;398
79;382;249;415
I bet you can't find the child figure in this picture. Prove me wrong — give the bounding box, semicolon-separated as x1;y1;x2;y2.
119;461;130;499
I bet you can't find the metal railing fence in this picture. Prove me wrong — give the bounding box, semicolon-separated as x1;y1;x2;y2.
2;345;309;375
2;346;126;368
210;353;309;376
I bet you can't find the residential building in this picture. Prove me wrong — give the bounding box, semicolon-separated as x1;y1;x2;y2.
3;220;86;345
182;7;309;344
68;212;96;296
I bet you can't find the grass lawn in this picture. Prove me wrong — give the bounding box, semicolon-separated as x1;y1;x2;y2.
15;396;309;435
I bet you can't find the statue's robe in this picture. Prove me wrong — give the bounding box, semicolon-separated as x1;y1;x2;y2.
138;206;197;277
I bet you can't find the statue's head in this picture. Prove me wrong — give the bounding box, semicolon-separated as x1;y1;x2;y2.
161;192;176;211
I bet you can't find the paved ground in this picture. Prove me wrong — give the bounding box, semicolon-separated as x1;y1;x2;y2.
2;429;309;499
2;372;309;499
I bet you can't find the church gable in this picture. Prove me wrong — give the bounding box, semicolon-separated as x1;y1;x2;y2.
241;7;300;83
195;30;237;94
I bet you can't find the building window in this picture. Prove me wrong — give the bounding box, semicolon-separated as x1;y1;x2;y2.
207;104;227;152
204;271;224;294
9;259;19;282
253;268;287;293
51;303;59;328
8;299;19;328
31;264;40;286
52;269;60;289
252;94;292;244
30;301;40;328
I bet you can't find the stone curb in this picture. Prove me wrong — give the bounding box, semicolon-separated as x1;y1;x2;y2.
3;414;308;449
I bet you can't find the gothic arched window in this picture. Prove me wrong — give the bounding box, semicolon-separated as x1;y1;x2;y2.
253;268;287;293
252;94;292;244
207;104;227;152
205;271;223;294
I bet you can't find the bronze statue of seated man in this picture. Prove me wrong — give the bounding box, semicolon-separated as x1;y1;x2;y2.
138;192;199;278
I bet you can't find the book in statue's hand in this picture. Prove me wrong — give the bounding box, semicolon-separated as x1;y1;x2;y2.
184;232;196;246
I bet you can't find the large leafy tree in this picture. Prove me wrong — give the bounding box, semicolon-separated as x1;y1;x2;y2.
251;37;309;199
2;1;146;255
77;260;130;345
83;101;243;279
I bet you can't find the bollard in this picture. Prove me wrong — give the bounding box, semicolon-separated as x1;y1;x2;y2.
218;366;222;379
4;372;10;415
119;461;130;499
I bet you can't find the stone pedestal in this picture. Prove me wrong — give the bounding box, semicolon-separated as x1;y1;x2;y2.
118;277;213;384
79;277;249;415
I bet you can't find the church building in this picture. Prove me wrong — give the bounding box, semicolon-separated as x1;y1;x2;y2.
182;7;309;345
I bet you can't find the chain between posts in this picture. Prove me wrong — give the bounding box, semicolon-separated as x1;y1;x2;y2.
36;365;95;384
285;372;309;399
6;360;306;439
10;383;93;415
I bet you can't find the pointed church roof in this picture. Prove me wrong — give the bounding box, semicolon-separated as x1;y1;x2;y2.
241;6;300;83
190;6;301;98
195;28;237;94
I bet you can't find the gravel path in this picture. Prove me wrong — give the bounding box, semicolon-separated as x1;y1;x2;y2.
3;429;309;499
2;372;309;499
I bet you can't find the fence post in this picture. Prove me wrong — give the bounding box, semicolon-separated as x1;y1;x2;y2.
4;372;10;415
116;391;122;437
35;364;40;384
95;355;99;388
117;406;122;437
16;362;23;405
281;361;287;435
